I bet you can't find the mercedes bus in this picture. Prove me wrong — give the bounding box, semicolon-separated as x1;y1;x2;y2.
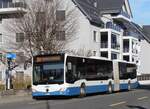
32;53;138;98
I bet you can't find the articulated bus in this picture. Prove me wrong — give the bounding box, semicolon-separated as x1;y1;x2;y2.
32;53;139;98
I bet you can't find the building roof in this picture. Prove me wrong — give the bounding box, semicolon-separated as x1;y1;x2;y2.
124;21;150;41
143;25;150;43
98;0;124;14
72;0;133;26
72;0;104;27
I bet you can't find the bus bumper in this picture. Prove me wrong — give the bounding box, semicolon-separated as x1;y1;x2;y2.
32;87;80;97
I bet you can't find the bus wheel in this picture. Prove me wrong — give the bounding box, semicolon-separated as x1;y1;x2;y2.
32;96;38;100
128;81;131;91
79;83;86;98
108;83;113;93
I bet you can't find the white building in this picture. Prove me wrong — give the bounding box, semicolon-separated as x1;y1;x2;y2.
68;0;144;68
139;25;150;75
0;0;27;84
0;0;148;84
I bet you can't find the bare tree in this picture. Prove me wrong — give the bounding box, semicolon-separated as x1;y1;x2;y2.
7;0;78;58
68;48;93;57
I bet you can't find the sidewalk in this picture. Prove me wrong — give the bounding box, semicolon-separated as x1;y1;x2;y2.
0;90;33;104
0;94;32;104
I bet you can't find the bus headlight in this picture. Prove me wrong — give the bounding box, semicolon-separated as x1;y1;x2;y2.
59;87;66;92
32;88;37;92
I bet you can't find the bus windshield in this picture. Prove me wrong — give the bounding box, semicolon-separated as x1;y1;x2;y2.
33;63;64;85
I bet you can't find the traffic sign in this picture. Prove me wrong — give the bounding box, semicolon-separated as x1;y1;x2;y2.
6;53;16;59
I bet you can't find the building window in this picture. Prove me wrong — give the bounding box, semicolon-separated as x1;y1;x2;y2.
16;33;24;42
101;32;108;48
93;31;97;42
93;51;96;56
56;31;65;40
123;56;129;61
56;10;65;21
132;57;135;62
111;53;117;60
101;52;108;58
0;34;2;42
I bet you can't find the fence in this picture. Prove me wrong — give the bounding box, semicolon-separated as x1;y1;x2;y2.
137;74;150;81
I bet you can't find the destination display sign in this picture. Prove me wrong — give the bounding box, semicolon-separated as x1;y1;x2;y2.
35;56;62;62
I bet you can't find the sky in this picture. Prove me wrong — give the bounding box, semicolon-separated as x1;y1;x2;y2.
129;0;150;25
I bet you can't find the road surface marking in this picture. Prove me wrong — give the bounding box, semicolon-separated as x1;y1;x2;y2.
138;96;148;100
109;101;126;107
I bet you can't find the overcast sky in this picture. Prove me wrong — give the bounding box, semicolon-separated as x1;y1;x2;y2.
129;0;150;25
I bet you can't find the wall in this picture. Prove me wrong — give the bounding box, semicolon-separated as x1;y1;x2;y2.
138;40;150;75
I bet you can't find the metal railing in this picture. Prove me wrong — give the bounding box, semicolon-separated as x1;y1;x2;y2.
123;31;138;37
101;42;108;48
111;43;120;50
138;74;150;81
132;49;138;54
106;22;121;32
0;2;27;9
123;48;129;53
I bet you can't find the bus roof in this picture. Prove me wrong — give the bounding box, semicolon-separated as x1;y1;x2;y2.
65;53;112;62
33;53;136;65
113;59;136;64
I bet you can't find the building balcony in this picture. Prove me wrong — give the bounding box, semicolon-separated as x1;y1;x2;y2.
106;22;121;32
101;42;120;50
132;49;138;54
101;42;108;48
123;47;129;53
112;10;131;22
123;31;139;37
111;43;120;50
0;2;27;18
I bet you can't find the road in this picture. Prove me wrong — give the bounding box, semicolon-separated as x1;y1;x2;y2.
0;85;150;109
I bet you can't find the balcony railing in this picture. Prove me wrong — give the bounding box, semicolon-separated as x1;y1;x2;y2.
101;42;108;48
0;2;27;9
111;43;120;50
120;10;130;19
123;48;129;53
123;31;138;37
132;49;138;54
106;22;121;32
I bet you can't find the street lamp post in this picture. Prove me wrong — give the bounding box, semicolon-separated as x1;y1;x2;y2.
6;53;16;90
6;58;13;90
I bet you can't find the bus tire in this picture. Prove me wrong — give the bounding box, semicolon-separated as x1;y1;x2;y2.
108;82;113;93
79;83;86;98
32;96;38;100
128;81;131;91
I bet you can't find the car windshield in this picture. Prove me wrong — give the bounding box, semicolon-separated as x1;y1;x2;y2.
33;63;64;85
